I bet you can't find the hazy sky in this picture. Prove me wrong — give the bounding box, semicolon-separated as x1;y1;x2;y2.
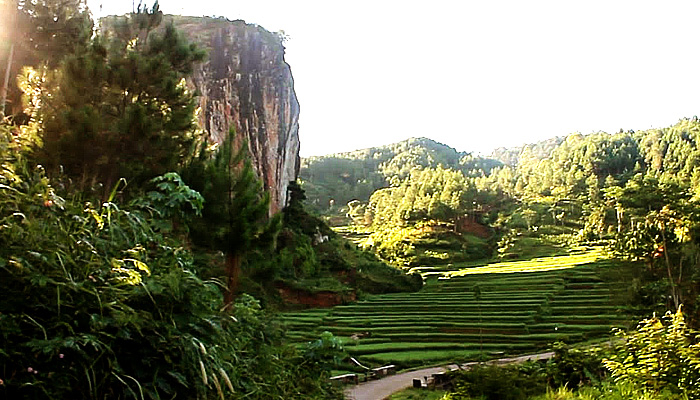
87;1;700;157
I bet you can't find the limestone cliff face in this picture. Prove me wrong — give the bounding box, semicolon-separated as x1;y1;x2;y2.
171;16;300;214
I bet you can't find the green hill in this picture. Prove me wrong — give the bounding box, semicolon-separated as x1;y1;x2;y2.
299;137;502;214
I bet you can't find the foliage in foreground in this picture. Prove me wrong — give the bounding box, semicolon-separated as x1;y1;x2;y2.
387;388;447;400
529;383;687;400
442;363;548;400
604;306;700;399
438;307;700;400
0;127;341;399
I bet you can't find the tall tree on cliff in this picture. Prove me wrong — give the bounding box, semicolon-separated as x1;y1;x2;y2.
184;130;281;307
21;1;204;194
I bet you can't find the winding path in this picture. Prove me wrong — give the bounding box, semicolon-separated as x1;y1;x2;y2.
344;352;554;400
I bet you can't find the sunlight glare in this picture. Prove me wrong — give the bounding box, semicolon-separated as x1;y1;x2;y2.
0;1;10;43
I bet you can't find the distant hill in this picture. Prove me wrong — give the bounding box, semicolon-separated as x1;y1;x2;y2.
297;118;700;328
490;136;566;166
299;137;501;213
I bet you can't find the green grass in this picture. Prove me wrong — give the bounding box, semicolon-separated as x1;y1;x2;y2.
281;249;635;371
379;332;583;342
540;315;627;324
346;342;536;354
363;349;484;364
330;321;531;329
321;312;538;321
439;250;605;277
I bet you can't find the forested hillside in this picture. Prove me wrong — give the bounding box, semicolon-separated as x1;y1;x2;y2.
299;137;502;214
303;118;700;326
490;136;565;166
490;119;700;325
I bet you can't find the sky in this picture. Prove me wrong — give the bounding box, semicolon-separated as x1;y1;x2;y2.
86;0;700;157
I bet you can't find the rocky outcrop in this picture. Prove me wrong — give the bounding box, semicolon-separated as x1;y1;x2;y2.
170;16;300;214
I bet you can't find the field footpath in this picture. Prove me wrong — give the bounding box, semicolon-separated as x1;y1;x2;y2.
344;351;554;400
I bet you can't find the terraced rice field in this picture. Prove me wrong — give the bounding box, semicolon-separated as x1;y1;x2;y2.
281;251;632;371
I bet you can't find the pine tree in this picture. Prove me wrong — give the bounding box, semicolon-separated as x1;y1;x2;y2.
23;2;204;194
184;129;281;307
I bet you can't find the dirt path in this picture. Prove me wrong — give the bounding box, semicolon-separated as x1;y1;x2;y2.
344;352;554;400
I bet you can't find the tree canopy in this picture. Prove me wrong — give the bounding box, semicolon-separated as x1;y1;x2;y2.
19;2;204;194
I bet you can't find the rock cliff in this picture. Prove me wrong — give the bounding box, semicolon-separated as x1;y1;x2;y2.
169;16;300;214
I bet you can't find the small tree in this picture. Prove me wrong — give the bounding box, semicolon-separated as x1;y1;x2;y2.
2;0;93;118
303;331;347;372
184;129;280;307
474;284;483;356
610;175;700;313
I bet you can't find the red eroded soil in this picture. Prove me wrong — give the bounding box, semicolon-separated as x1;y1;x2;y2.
456;219;491;238
276;285;356;308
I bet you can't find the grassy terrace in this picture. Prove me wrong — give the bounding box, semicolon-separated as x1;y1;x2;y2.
281;250;633;371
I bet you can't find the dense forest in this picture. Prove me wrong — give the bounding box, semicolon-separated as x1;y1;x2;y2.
300;137;502;215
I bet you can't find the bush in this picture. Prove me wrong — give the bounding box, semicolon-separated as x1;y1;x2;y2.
303;331;347;371
444;362;548;400
355;261;423;294
545;342;608;389
0;169;224;398
603;306;700;399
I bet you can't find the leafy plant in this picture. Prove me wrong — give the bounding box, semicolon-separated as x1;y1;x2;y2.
303;331;347;371
546;342;608;389
143;172;204;219
0;166;223;398
603;306;700;398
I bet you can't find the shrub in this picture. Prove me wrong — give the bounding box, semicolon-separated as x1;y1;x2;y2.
603;306;700;399
444;362;548;400
545;342;608;389
303;331;347;371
